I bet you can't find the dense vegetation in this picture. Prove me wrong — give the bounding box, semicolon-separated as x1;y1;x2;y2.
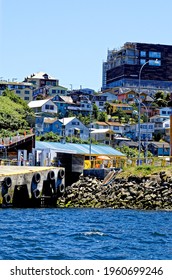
0;89;34;137
37;131;98;144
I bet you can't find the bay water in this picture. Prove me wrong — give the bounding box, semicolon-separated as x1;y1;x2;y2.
0;208;171;260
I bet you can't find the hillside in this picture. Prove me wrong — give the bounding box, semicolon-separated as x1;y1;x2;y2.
0;89;34;134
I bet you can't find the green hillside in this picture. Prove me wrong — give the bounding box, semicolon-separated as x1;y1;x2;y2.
0;89;34;135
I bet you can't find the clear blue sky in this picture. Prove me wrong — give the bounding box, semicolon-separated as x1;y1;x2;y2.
1;0;172;91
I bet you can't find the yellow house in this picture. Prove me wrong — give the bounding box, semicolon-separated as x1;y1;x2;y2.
109;103;133;115
0;81;33;102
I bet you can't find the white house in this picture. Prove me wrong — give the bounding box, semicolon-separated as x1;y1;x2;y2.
91;121;125;135
159;107;172;116
91;128;115;145
150;115;169;123
106;121;125;135
28;99;58;114
150;115;170;134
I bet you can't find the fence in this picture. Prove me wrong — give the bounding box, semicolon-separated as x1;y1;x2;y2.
84;156;172;169
0;159;30;166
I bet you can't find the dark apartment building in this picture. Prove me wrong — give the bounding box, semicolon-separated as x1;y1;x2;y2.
102;42;172;92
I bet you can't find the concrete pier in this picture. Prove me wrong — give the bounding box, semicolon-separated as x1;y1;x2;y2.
0;166;65;208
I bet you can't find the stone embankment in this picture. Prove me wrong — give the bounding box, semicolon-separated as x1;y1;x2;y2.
56;170;172;210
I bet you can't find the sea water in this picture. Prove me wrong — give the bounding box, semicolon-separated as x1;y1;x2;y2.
0;208;171;260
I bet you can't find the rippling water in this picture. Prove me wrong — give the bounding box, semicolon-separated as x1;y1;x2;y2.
0;208;171;260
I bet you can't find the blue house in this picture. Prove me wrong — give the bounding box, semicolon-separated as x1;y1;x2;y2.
38;116;89;140
148;142;170;156
51;95;73;118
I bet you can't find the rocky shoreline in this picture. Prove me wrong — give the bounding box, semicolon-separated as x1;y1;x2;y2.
56;170;172;210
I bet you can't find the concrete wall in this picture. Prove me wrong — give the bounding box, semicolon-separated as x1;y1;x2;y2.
0;166;65;208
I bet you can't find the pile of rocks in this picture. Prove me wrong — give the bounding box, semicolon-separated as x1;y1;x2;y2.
56;171;172;210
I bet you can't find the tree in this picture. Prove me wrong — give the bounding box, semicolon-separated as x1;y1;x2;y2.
77;114;90;126
98;111;108;122
112;108;129;123
104;102;111;115
116;145;153;158
92;104;99;120
153;132;163;141
154;91;168;107
0;89;34;132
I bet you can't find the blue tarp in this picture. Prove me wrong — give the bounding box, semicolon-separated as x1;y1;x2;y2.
35;141;125;157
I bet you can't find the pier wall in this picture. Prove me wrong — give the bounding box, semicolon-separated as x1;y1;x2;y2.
0;166;65;207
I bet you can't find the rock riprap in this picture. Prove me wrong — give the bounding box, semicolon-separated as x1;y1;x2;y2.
56;171;172;210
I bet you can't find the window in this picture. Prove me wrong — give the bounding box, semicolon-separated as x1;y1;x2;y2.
24;97;29;100
52;90;56;93
148;125;153;129
127;58;135;64
16;90;20;94
25;90;30;94
149;60;161;66
128;94;134;98
140;59;146;65
72;121;80;125
149;51;161;58
45;104;54;110
140;51;146;57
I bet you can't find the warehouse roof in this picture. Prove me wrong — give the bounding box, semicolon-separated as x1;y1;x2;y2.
36;141;125;157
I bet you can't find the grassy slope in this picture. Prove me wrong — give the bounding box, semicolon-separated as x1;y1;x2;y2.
0;96;28;129
116;165;172;178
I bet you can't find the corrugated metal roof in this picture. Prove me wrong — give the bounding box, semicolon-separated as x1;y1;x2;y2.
91;129;114;134
149;142;170;148
59;96;73;103
58;117;75;125
36;141;125;156
28;99;51;108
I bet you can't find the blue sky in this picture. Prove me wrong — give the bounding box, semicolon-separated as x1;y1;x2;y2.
1;0;172;91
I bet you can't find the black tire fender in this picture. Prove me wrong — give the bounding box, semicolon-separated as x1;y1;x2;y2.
4;177;12;188
33;173;41;184
33;189;40;199
48;170;55;181
59;183;65;194
58;169;65;179
3;193;11;204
